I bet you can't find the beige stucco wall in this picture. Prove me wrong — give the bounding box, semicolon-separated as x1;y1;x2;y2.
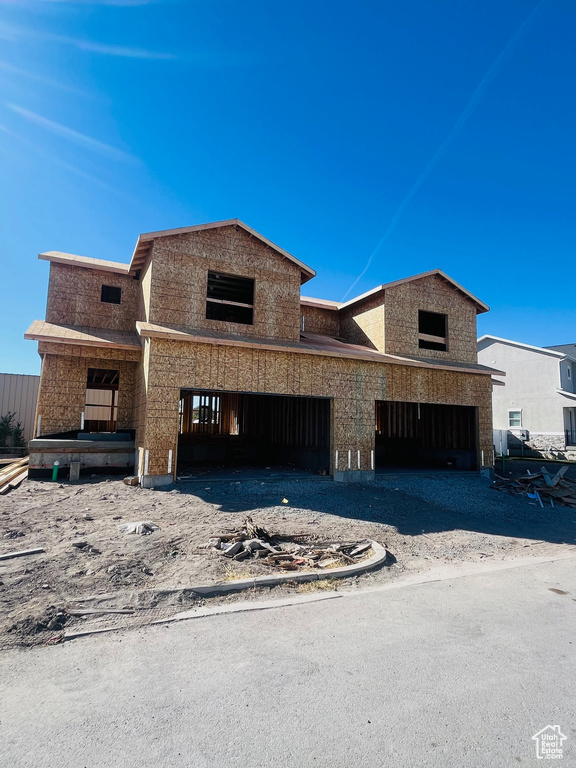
478;340;567;433
146;226;303;342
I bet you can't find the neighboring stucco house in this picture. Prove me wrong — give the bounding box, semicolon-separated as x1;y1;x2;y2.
478;335;576;458
25;219;499;485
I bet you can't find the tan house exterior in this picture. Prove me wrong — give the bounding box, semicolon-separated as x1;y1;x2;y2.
25;219;500;485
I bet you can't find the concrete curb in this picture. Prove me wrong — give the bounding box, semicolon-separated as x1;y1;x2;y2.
184;540;388;597
151;592;342;626
64;592;342;640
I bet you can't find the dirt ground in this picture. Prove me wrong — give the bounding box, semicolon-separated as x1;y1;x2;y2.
1;467;575;649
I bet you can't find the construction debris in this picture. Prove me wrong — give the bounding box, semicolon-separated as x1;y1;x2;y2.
492;466;576;507
118;521;160;535
206;516;374;569
0;457;29;494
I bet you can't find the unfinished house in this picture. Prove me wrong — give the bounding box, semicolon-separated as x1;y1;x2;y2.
25;219;501;485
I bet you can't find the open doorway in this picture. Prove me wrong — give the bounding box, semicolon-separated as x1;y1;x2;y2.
177;390;331;474
375;401;478;470
84;368;119;433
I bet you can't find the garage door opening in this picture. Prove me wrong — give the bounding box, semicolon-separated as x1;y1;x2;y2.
177;390;331;475
375;401;478;470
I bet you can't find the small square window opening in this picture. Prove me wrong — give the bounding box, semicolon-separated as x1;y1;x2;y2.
101;285;122;304
509;410;522;428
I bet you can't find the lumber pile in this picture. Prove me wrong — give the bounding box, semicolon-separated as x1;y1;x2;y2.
492;465;576;507
0;457;29;495
206;516;373;570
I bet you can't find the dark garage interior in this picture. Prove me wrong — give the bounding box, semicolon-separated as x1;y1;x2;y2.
177;390;331;473
375;400;478;470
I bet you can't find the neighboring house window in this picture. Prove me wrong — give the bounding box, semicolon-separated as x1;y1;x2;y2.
568;365;572;380
418;310;447;351
206;271;254;325
101;285;121;304
509;410;522;428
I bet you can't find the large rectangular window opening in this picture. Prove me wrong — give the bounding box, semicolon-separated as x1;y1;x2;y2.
418;310;447;351
206;271;254;325
84;368;119;432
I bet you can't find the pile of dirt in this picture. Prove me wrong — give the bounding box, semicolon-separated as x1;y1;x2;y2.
9;605;70;645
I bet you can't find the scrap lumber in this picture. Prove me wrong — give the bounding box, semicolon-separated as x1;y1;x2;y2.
550;465;570;486
492;466;576;507
207;518;374;571
8;468;28;490
0;547;45;561
0;461;29;494
68;608;136;617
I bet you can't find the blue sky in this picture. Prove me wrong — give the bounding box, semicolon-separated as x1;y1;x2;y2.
1;0;575;375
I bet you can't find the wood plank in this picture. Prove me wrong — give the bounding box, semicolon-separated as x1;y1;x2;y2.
550;465;570;487
0;547;44;561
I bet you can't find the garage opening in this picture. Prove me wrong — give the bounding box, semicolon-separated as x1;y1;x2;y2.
177;390;331;474
375;401;478;470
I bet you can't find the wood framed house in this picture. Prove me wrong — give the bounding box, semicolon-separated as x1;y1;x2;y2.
25;219;500;485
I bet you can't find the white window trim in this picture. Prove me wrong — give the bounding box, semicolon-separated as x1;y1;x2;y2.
508;408;523;428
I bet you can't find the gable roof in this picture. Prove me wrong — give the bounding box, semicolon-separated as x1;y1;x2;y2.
478;335;576;360
339;269;489;314
546;343;576;356
129;218;316;284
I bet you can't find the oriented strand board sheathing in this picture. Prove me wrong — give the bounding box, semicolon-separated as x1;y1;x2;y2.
384;275;478;363
46;264;139;332
35;352;137;436
301;305;339;336
139;338;493;476
30;220;495;476
147;226;303;342
339;294;385;351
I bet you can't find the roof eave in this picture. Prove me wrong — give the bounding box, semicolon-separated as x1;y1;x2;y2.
340;269;489;314
128;219;316;284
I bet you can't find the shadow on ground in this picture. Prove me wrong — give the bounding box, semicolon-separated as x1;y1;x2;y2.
163;472;576;547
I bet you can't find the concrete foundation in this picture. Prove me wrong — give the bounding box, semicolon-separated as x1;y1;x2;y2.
141;473;174;489
334;470;375;484
28;438;135;478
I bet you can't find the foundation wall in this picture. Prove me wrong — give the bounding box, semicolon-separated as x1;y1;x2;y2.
139;339;494;478
46;264;139;332
34;343;138;437
148;226;303;342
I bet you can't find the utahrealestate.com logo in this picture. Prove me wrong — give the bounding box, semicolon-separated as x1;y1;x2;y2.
532;725;567;759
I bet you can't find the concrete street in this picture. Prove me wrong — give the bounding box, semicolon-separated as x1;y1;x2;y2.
2;556;576;767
